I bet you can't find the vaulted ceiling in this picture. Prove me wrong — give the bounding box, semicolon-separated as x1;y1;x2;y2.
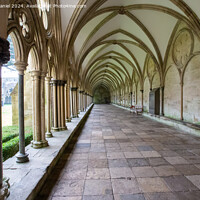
61;0;200;94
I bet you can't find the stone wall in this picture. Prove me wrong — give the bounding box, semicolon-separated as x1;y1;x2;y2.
164;22;200;124
128;22;200;125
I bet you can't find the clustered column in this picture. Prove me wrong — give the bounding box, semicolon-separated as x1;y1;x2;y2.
51;80;59;131
71;87;78;118
79;91;84;112
65;83;71;122
84;92;87;111
45;76;53;137
51;80;67;131
60;81;67;130
31;71;48;148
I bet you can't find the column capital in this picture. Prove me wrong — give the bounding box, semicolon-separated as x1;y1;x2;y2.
60;80;67;86
30;70;41;78
14;61;28;75
51;79;58;85
71;87;78;91
40;71;47;78
45;76;52;82
79;91;84;94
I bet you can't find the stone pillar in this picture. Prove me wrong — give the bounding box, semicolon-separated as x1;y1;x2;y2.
180;82;184;121
85;92;87;110
77;89;80;114
65;83;71;122
79;91;83;112
15;62;29;163
0;36;10;199
57;81;61;129
82;91;85;111
41;72;48;147
31;71;49;148
160;86;164;116
140;90;144;112
51;80;59;130
71;87;78;117
130;92;133;106
45;77;53;137
60;81;67;130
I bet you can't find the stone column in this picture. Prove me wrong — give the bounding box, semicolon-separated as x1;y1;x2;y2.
77;89;80;114
140;90;144;112
160;86;164;116
65;83;71;122
71;87;78;117
85;92;87;110
31;71;43;148
180;82;184;121
51;80;59;130
60;81;67;130
41;72;48;147
45;77;53;137
79;91;82;112
80;91;84;111
82;91;85;111
0;36;10;198
130;92;133;106
15;62;29;163
57;81;61;129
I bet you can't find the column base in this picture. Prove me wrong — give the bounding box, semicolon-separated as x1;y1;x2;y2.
16;152;29;163
42;140;49;147
31;141;43;149
0;178;10;199
60;126;68;131
66;118;71;122
46;131;53;138
52;127;59;131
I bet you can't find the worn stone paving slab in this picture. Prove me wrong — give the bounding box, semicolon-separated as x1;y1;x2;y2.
36;105;200;200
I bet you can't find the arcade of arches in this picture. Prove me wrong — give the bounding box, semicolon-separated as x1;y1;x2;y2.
0;0;200;199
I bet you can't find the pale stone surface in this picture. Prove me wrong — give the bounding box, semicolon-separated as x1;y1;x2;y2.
84;180;112;195
111;179;141;194
153;165;181;176
109;167;135;179
86;168;110;179
186;175;200;189
137;177;170;193
164;156;188;165
132;167;158;178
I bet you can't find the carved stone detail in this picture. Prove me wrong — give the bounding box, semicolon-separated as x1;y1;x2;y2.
172;29;194;69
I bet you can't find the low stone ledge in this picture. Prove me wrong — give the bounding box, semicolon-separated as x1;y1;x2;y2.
143;112;200;137
112;103;200;137
4;104;94;200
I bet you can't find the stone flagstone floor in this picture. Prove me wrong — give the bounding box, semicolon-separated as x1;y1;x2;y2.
37;104;200;200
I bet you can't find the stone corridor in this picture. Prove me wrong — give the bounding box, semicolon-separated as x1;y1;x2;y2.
37;105;200;200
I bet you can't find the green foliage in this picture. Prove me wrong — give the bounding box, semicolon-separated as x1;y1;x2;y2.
3;136;19;161
2;126;33;161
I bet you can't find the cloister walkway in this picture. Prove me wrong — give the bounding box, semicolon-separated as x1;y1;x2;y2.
37;105;200;200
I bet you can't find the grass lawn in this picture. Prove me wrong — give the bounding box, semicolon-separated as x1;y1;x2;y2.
2;104;12;127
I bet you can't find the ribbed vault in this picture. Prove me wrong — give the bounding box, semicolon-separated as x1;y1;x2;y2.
61;0;200;96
